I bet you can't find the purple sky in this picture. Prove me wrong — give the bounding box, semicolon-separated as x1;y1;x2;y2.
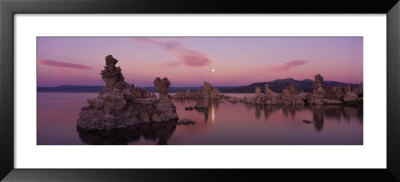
37;37;363;87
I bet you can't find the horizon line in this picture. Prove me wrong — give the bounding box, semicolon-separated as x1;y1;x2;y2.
37;79;363;88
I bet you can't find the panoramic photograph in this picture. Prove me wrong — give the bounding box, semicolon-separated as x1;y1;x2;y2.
37;37;363;145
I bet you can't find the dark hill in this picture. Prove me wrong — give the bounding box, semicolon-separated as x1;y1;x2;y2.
218;78;359;93
37;85;104;92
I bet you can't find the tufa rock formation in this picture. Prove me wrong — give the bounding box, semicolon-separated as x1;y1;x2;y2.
263;84;280;104
152;77;179;122
285;81;298;95
309;74;362;105
243;81;306;105
210;87;220;100
172;81;224;100
101;55;126;92
153;77;170;100
313;74;324;92
77;55;178;131
310;74;326;105
280;81;307;104
255;87;262;97
323;85;343;104
171;81;226;109
130;84;151;98
241;74;361;106
168;73;361;106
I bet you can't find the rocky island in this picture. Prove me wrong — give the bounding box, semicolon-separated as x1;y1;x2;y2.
77;55;179;131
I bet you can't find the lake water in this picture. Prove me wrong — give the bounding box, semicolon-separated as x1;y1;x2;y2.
37;92;363;145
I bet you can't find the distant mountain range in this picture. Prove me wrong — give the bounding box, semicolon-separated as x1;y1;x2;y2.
218;78;359;93
37;78;360;93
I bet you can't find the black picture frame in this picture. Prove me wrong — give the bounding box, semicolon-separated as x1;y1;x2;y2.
1;0;399;181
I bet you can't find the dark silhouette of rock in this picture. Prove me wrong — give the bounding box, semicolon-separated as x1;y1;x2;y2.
302;120;313;124
77;55;178;131
185;106;194;110
177;119;196;125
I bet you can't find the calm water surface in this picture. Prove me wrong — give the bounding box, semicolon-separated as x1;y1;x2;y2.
37;92;363;145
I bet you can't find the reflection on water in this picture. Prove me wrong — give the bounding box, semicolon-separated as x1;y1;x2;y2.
196;100;362;133
251;104;364;132
195;107;209;122
77;122;177;145
37;93;363;145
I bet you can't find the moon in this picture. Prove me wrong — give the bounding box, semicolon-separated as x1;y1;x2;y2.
212;68;215;72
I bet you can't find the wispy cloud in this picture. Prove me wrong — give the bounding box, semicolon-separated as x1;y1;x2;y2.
129;38;213;68
148;60;182;68
38;59;92;70
268;60;308;72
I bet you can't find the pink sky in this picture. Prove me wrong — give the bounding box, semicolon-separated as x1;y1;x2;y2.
37;37;363;87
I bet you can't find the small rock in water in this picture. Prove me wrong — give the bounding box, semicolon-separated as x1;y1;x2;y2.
302;120;313;124
185;106;194;110
177;119;196;125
